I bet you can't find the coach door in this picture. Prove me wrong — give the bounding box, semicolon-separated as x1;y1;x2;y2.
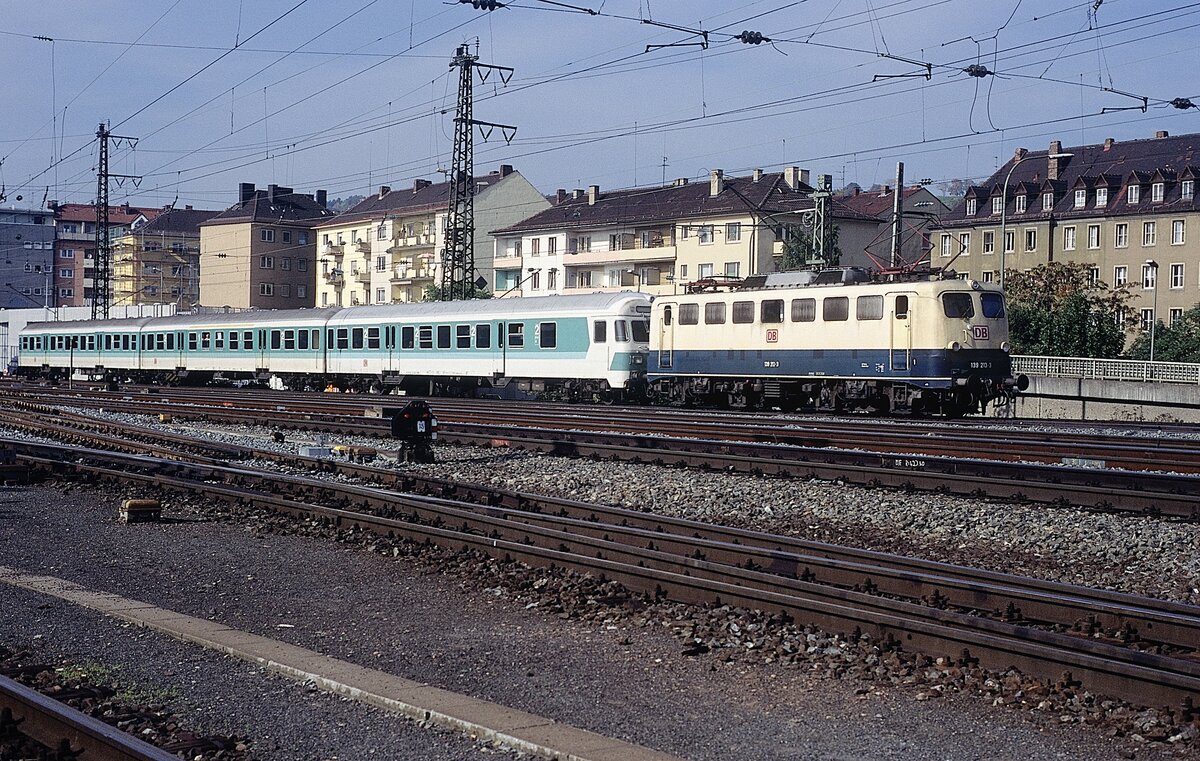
657;303;675;369
889;293;914;373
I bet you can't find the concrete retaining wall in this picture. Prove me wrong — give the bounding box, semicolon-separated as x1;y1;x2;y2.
1011;376;1200;423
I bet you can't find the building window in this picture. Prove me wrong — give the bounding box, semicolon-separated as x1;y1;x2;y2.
725;261;740;277
1088;267;1100;285
1170;263;1184;288
280;284;291;297
940;234;952;257
281;258;292;270
1172;219;1185;245
1015;195;1027;213
260;255;274;269
1128;184;1140;204
982;271;994;283
1095;187;1108;207
1087;224;1101;249
1115;223;1129;248
60;249;74;259
259;282;274;296
1074;189;1086;208
1003;230;1015;253
1170;308;1184;326
966;199;977;216
698;263;714;279
547;237;557;255
1141;308;1155;331
725;222;741;242
321;291;329;307
548;269;558;290
1142;263;1157;289
260;228;275;242
1024;228;1037;252
1042;192;1054;210
958;232;970;255
1182;180;1195;201
282;231;292;243
1143;221;1157;246
1063;226;1076;251
299;231;309;245
697;225;715;244
982;231;994;254
991;196;1003;215
530;270;540;290
375;287;386;303
60;288;73;297
59;268;73;278
530;238;540;255
1113;265;1127;287
297;285;307;298
378;225;387;240
1152;182;1164;203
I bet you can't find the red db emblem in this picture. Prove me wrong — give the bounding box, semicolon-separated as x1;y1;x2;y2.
766;329;779;343
971;325;990;340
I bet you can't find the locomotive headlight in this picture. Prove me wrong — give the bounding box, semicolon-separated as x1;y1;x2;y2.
948;341;961;351
1000;340;1011;353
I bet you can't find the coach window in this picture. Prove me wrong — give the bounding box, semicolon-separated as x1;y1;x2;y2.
352;328;365;349
243;331;254;350
980;292;1005;318
456;325;471;349
402;326;415;349
284;330;296;350
894;295;909;319
761;299;784;324
418;326;433;349
538;322;557;349
437;325;451;349
732;301;755;324
679;303;699;325
229;331;239;351
791;298;815;322
311;330;320;350
296;330;308;350
593;320;607;343
125;335;134;351
508;323;525;348
942;292;975;319
155;334;165;351
336;328;349;350
823;297;849;322
166;334;175;350
367;327;380;350
476;323;491;349
271;330;282;350
200;332;211;350
856;295;884;321
215;331;226;350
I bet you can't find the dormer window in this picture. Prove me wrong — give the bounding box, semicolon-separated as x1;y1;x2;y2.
1042;192;1054;211
1183;180;1195;200
1015;194;1027;213
1074;189;1086;208
1128;184;1140;204
965;199;977;216
1095;187;1108;207
991;196;1003;215
1152;182;1164;203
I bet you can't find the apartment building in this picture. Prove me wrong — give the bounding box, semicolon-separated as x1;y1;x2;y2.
111;206;220;311
0;207;56;309
50;202;160;307
198;183;333;309
312;165;548;307
490;168;880;298
838;185;948;269
935;130;1200;330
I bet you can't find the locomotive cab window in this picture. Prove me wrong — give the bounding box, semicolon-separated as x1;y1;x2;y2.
538;322;557;349
508;323;525;348
822;297;849;322
732;301;755;324
705;303;726;324
679;304;699;325
593;320;607;343
476;324;491;349
942;292;975;319
856;295;884;321
632;319;648;343
894;295;909;319
761;299;784;324
791;298;815;322
980;292;1005;318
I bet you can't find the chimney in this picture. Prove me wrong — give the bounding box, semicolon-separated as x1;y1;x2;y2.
880;185;892;197
587;184;600;205
1155;130;1169;139
853;187;861;196
752;168;763;183
572;189;584;200
121;203;131;214
413;178;432;192
267;184;279;203
1103;137;1115;151
1048;141;1064;181
47;200;58;210
783;166;800;189
315;189;327;208
498;164;514;178
799;169;811;186
709;169;724;197
378;185;391;199
555;189;567;205
673;177;689;187
1013;147;1028;161
239;183;256;204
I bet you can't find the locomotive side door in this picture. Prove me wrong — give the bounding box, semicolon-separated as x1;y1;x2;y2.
657;302;675;369
889;292;915;372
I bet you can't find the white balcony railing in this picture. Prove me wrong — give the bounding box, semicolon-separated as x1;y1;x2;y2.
1012;355;1200;385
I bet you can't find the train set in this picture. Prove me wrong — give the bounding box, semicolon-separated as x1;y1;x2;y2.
16;269;1026;415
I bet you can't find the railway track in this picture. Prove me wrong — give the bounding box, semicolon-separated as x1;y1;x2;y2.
3;391;1198;518
1;415;1199;715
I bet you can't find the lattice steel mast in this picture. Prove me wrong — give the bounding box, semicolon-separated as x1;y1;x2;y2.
92;122;140;319
440;44;515;301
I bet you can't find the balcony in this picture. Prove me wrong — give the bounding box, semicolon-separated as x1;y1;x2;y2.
352;269;371;284
564;242;677;267
323;243;345;257
387;234;435;252
353;239;371;254
324;269;344;285
390;264;434;283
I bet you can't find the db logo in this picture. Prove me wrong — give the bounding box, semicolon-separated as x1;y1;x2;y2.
971;325;990;340
766;329;779;343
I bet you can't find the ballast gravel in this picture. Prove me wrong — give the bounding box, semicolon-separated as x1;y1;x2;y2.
0;484;1190;761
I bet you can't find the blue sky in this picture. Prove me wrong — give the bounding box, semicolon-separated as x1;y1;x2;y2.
1;0;1197;211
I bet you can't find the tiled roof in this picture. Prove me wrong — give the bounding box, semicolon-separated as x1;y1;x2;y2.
136;207;222;236
837;186;928;218
490;171;877;235
56;203;161;225
939;131;1200;228
203;187;334;227
318;168;518;228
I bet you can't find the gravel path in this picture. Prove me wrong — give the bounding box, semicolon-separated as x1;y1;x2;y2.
0;483;1191;761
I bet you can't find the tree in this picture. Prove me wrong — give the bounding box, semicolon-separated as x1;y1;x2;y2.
421;282;492;301
779;222;841;271
1127;304;1200;362
1003;262;1131;358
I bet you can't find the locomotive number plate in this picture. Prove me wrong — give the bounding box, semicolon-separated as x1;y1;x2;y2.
884;456;926;470
971;325;990;340
765;329;779;343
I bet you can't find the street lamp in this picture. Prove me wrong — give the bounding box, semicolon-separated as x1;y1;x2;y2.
1145;258;1159;362
999;151;1073;289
